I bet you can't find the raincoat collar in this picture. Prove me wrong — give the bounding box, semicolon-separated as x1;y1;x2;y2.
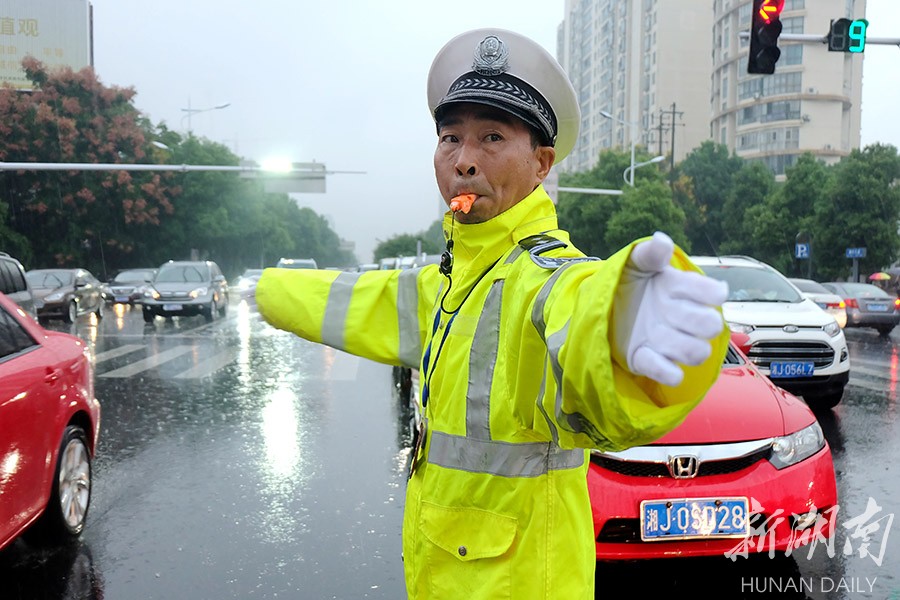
441;185;563;279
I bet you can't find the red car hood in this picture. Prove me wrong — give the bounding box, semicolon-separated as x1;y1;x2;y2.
653;365;816;444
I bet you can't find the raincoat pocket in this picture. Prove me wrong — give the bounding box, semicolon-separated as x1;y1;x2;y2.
420;501;517;599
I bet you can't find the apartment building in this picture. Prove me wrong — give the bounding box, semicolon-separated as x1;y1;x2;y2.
558;0;866;177
557;0;713;173
713;0;865;175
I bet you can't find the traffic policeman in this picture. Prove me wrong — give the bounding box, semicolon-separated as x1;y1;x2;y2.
256;27;730;600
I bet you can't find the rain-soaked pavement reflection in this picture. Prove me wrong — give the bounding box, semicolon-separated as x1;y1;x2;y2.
2;303;899;599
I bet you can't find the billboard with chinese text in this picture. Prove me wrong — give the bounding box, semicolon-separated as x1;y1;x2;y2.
0;0;92;90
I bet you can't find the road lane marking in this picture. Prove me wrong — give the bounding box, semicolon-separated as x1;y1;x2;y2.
849;364;893;380
848;377;893;394
99;345;194;378
94;344;145;363
173;349;240;379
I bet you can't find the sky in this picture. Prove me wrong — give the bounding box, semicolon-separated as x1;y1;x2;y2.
84;0;900;264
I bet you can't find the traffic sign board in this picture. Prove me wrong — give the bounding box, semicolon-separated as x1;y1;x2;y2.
846;247;867;259
795;243;809;259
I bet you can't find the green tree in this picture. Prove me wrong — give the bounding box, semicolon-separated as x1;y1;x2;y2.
812;144;900;280
745;153;833;276
604;180;689;252
558;147;665;257
374;233;441;262
679;141;743;254
719;161;776;255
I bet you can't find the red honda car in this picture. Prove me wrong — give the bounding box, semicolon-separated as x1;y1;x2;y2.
0;292;101;551
588;335;837;560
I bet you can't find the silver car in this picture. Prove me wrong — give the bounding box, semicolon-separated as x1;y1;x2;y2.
788;278;848;329
822;281;900;336
142;261;228;323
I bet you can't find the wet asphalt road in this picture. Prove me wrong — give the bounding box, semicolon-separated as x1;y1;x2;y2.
1;299;899;599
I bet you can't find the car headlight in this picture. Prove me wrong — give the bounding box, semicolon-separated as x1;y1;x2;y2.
144;288;160;299
45;292;65;302
823;321;841;337
727;321;755;334
769;422;826;470
189;287;209;299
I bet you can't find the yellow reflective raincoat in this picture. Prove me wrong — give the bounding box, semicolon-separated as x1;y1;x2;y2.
255;185;729;599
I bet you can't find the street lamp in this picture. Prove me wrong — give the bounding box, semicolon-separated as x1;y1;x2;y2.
599;110;638;186
622;155;666;186
181;99;231;134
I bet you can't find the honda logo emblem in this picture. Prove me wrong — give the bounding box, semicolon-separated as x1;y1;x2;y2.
668;455;700;479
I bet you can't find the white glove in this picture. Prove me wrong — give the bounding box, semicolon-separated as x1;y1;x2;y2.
612;232;729;387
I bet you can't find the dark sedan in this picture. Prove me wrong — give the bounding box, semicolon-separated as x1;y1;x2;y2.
102;268;158;305
26;268;105;323
822;281;900;336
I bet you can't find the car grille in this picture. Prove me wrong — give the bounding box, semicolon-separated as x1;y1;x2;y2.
158;291;192;300
590;446;771;478
597;513;768;543
746;341;835;369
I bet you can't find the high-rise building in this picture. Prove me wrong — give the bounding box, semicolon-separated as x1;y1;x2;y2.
558;0;713;173
558;0;867;177
713;0;865;176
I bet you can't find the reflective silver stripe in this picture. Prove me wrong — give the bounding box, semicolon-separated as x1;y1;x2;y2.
529;262;607;443
466;280;503;440
397;268;421;369
546;321;611;446
530;263;572;340
535;364;560;445
504;246;525;265
428;430;584;478
321;272;359;350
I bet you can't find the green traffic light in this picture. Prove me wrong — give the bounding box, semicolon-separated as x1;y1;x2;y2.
849;19;867;53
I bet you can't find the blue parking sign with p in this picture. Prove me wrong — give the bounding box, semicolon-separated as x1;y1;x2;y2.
795;243;810;259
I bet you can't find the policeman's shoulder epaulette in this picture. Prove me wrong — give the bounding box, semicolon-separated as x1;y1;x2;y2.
517;233;600;270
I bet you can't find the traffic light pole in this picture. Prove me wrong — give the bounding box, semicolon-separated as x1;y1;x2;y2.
739;31;900;47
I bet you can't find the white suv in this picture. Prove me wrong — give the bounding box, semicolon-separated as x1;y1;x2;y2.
692;255;849;411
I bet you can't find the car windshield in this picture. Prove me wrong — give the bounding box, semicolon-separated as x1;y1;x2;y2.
790;279;831;294
839;283;891;298
27;270;72;287
156;265;209;283
702;265;802;302
277;259;316;269
114;269;156;283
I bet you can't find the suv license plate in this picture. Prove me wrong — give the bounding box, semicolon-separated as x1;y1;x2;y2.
163;304;183;311
769;361;814;378
640;497;749;541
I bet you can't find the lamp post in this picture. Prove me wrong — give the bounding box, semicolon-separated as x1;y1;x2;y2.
622;155;667;186
181;98;231;134
599;110;638;186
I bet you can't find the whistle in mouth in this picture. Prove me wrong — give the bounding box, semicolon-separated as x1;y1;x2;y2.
450;194;477;214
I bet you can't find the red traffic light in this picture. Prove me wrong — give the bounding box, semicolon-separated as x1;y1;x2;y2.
756;0;785;25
